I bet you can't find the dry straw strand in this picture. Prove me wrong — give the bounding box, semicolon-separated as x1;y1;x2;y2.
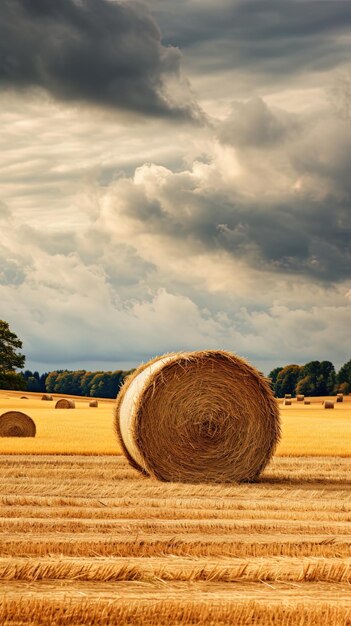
55;399;75;409
0;411;36;438
115;350;280;484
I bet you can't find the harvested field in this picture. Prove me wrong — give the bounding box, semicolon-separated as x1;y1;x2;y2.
0;391;350;456
0;455;350;625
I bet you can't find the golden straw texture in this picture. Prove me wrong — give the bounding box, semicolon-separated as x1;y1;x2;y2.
55;399;75;409
115;350;280;483
0;412;36;437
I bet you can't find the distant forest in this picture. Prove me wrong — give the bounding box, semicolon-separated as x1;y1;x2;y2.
20;369;134;399
268;360;351;398
14;358;351;399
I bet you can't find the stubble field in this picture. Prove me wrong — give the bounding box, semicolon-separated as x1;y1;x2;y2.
0;391;350;624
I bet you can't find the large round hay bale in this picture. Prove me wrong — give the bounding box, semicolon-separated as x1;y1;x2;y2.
89;400;98;407
115;350;280;484
324;401;334;409
55;399;75;409
41;394;53;401
0;411;36;437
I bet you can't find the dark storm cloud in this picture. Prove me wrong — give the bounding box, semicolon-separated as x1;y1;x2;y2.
0;0;198;119
106;99;351;282
122;182;351;281
150;0;351;79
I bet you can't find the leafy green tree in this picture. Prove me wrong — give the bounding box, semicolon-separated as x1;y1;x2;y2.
295;375;315;397
275;365;301;397
0;320;26;389
80;371;101;396
297;361;336;396
45;371;63;393
337;381;350;395
336;359;351;393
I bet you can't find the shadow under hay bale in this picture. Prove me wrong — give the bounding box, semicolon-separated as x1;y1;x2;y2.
323;401;335;409
55;399;75;409
41;394;53;401
0;411;36;437
89;400;98;407
115;350;280;484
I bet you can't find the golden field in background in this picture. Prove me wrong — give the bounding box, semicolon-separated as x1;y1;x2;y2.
0;390;350;456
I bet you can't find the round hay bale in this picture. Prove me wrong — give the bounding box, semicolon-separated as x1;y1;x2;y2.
115;350;280;484
304;400;311;405
89;400;98;407
296;394;304;402
283;399;292;406
284;394;292;399
0;411;36;437
41;394;53;401
20;396;28;400
55;399;75;409
336;394;344;403
324;401;334;409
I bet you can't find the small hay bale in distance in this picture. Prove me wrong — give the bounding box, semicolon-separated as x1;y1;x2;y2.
284;394;292;399
55;399;75;409
323;401;334;409
304;400;311;405
115;350;280;484
0;411;36;437
336;394;344;403
89;400;98;407
283;399;292;406
296;394;304;402
20;396;28;400
41;394;53;401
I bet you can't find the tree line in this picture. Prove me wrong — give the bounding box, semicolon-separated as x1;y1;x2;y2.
268;360;351;397
21;369;133;399
1;319;351;398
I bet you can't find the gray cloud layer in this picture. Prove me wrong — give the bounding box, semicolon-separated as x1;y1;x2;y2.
0;0;199;119
148;0;351;100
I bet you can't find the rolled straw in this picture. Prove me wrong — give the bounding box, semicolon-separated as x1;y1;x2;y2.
115;350;280;483
0;411;36;437
324;401;334;409
55;399;75;409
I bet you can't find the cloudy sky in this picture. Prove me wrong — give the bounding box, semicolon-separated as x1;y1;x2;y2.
1;0;351;374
